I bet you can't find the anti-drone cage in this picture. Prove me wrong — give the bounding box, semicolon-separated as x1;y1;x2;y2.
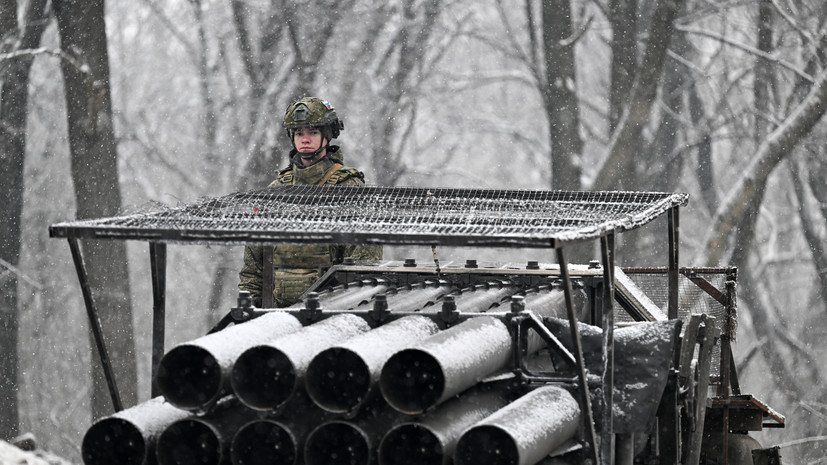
50;185;689;465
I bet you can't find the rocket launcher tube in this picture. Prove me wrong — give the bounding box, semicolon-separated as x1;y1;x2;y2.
455;385;581;465
316;281;390;310
377;387;511;465
304;400;400;465
379;316;513;414
230;393;330;465
154;311;303;411
231;392;330;465
305;315;440;413
379;288;581;414
231;419;298;465
232;313;371;410
154;397;257;465
304;421;371;465
81;397;189;465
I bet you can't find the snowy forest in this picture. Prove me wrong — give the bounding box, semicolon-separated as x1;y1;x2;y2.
1;0;826;463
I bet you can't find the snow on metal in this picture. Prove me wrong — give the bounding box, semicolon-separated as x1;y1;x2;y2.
48;186;689;247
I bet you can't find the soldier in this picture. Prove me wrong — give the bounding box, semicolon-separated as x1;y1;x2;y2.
239;96;382;307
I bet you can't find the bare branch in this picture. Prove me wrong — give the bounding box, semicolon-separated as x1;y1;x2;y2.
0;47;89;75
675;25;814;83
140;0;198;62
230;0;257;87
494;0;536;78
769;0;817;47
0;257;43;290
776;435;827;449
592;0;682;191
697;66;827;265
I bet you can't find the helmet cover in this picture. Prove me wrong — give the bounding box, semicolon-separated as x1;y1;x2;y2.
283;97;344;141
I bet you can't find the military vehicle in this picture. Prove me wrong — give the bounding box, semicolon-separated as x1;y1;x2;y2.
50;186;785;465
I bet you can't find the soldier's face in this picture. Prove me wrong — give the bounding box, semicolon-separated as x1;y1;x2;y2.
294;128;324;153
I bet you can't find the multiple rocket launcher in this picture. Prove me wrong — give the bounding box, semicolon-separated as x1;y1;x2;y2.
82;283;590;465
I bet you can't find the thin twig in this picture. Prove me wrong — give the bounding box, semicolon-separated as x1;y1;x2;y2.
0;257;43;290
0;47;89;76
776;435;827;449
675;25;814;83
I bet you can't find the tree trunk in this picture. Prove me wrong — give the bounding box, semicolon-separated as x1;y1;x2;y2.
0;0;23;439
0;0;50;438
541;0;582;191
809;149;827;231
698;67;827;265
371;0;441;186
592;0;683;191
789;157;827;306
689;79;716;214
729;0;773;274
608;0;638;132
52;0;138;417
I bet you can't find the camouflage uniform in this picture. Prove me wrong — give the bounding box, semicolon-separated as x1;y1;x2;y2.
238;97;382;307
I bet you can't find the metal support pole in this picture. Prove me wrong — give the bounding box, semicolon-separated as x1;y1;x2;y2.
150;242;167;398
67;238;123;412
263;246;274;308
658;372;680;464
616;433;635;465
556;246;600;465
721;279;737;465
600;233;616;465
667;207;680;320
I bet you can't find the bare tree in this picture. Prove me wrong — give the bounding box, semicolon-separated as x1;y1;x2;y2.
0;0;50;438
540;0;583;190
230;0;286;191
367;0;444;185
789;154;827;308
608;0;638;133
592;0;683;191
52;0;138;417
698;66;827;266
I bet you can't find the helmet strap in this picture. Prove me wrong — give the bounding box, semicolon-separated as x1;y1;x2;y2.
289;127;331;160
297;136;330;165
301;142;329;159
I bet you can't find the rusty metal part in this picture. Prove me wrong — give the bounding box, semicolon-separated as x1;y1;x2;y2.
81;397;190;465
377;387;510;465
231;313;370;410
455;386;581;465
155;311;303;411
305;315;440;413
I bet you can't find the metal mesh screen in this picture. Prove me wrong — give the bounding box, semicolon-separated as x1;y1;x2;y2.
623;268;736;383
49;186;688;247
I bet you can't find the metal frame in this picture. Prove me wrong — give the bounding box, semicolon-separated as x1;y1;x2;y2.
149;242;167;398
67;238;123;412
53;189;685;465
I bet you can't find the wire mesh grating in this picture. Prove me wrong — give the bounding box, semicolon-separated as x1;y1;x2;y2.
623;268;736;382
49;186;688;247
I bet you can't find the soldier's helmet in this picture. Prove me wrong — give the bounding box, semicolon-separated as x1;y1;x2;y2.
283;97;344;143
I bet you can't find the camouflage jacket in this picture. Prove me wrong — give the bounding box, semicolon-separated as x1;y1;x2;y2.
238;148;383;307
